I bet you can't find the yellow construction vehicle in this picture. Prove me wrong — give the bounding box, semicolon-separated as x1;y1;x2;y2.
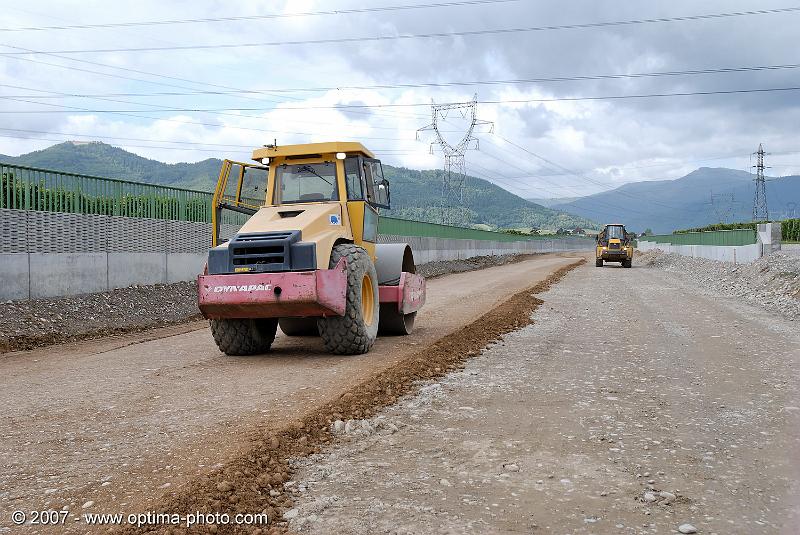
595;223;633;268
197;142;425;356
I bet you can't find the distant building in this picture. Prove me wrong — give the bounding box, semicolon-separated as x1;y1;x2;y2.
571;227;586;235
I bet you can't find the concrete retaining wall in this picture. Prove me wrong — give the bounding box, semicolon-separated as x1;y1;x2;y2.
378;235;593;264
0;208;593;300
637;240;762;264
0;252;208;300
637;222;782;264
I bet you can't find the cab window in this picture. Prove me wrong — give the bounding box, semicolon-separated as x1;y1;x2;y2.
344;157;363;200
274;162;338;204
362;160;375;201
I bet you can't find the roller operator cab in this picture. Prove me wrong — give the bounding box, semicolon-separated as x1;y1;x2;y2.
595;223;633;268
197;142;426;356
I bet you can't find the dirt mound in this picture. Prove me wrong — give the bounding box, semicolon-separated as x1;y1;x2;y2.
122;259;585;535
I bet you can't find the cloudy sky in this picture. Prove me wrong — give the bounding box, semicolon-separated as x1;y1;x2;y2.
2;0;800;198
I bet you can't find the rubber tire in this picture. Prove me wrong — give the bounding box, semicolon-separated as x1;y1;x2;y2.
210;318;278;356
318;244;380;355
378;304;416;335
595;259;603;267
278;317;319;336
623;259;633;268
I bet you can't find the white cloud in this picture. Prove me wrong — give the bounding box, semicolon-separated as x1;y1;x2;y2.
2;0;800;196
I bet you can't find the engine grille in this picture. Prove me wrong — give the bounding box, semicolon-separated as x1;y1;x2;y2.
207;230;316;274
230;231;295;271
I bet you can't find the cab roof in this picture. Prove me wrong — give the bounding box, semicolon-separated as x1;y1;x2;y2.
252;141;375;161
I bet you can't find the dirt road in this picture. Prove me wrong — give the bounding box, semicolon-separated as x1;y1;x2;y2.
289;261;800;534
0;253;578;533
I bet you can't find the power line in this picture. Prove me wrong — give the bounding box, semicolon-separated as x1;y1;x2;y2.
0;83;430;133
5;61;800;99
0;127;419;149
0;45;430;122
0;0;518;32
0;133;421;159
475;142;659;216
5;6;799;55
7;84;800;113
0;95;429;140
466;160;641;222
490;134;680;210
0;134;252;155
457;129;657;215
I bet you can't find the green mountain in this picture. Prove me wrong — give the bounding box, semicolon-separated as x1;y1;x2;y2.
1;141;221;190
552;167;800;233
1;141;595;230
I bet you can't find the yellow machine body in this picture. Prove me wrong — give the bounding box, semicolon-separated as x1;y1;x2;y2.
595;223;634;267
210;142;388;268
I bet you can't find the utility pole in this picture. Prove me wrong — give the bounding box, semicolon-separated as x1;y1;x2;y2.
417;95;493;224
752;143;770;221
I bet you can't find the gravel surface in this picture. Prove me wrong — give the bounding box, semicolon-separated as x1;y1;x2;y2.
0;254;537;354
638;250;800;320
288;262;800;534
0;282;202;352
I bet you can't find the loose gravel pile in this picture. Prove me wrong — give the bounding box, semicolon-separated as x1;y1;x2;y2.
0;282;202;353
638;249;800;319
0;254;540;353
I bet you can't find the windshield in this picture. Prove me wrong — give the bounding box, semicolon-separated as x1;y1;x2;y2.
274;162;338;204
606;226;625;239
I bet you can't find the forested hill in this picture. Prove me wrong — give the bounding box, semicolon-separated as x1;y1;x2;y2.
2;141;596;230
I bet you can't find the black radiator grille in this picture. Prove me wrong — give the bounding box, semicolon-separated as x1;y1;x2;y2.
229;231;296;271
206;229;317;274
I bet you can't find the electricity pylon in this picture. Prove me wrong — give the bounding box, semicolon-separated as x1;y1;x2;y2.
417;95;493;224
752;143;770;221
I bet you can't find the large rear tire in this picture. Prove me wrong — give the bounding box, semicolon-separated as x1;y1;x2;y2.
210;318;278;356
378;305;416;335
595;258;603;267
278;317;319;336
623;258;633;268
318;244;380;355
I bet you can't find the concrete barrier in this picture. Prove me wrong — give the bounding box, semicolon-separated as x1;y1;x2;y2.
637;223;782;264
637;240;762;263
378;235;592;264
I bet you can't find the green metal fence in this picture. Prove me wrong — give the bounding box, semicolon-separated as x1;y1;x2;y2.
639;229;757;246
1;161;580;243
0;162;254;224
